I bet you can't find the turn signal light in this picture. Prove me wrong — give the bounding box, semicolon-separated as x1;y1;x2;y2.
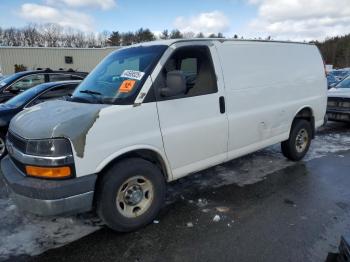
25;166;71;179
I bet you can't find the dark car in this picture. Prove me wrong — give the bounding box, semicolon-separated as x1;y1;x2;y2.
0;69;87;103
327;75;350;123
0;80;80;158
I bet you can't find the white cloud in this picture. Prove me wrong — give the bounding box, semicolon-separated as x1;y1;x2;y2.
246;0;350;41
54;0;116;10
174;11;230;36
19;3;94;32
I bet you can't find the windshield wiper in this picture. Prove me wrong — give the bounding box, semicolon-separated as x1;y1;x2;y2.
80;89;102;95
79;89;104;104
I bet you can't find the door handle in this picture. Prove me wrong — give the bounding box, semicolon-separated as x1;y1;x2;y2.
219;96;225;114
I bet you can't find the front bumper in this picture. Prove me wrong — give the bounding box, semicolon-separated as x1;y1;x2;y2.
327;96;350;122
326;109;350;122
0;156;97;216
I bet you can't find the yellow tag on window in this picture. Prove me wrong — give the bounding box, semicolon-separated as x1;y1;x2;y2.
119;80;136;93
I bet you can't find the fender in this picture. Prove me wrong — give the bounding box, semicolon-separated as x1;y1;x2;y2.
95;144;173;181
288;105;315;136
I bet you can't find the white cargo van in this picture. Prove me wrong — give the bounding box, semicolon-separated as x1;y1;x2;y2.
1;39;327;232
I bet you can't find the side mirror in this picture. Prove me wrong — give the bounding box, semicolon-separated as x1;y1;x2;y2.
160;70;186;97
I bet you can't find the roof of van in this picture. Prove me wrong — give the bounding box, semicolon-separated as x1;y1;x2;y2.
132;38;314;47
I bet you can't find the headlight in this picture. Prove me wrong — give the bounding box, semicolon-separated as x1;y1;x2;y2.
7;134;75;179
26;138;73;157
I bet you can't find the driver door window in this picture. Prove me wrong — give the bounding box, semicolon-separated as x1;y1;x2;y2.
7;74;45;93
154;46;217;100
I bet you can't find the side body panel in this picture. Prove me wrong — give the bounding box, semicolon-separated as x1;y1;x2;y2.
215;41;327;160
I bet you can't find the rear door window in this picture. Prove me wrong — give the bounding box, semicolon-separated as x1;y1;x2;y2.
49;74;84;81
8;74;45;92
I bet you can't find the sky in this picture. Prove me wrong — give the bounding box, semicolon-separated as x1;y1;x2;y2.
0;0;350;41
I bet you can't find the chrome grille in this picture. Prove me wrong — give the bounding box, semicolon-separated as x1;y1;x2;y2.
327;97;350;110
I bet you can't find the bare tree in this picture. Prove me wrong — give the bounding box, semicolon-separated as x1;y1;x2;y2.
183;32;195;39
41;23;63;47
61;28;76;47
160;29;169;40
196;32;204;38
73;31;86;48
23;23;39;46
97;30;109;47
170;30;183;39
86;32;97;48
4;28;19;46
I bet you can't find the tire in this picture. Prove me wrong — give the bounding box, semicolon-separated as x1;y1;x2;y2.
96;158;166;232
281;119;312;161
0;131;7;159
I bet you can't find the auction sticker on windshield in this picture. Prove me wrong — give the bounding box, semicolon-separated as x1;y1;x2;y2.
119;79;136;93
121;70;145;80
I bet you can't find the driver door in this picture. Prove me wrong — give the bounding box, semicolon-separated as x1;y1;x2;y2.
154;44;228;179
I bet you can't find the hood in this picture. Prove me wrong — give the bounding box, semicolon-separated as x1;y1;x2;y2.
9;100;107;157
328;88;350;99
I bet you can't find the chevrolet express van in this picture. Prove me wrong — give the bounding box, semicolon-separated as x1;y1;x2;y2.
1;39;327;232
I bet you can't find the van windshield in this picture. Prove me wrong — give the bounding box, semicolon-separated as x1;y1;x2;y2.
71;45;167;105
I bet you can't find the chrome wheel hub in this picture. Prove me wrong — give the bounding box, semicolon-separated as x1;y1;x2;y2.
116;176;154;218
124;185;143;206
295;128;309;153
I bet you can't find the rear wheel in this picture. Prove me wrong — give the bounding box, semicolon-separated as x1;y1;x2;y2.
96;158;166;232
281;119;312;161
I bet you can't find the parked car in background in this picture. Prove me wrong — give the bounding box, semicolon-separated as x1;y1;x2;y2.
330;69;350;82
0;69;87;103
0;80;80;158
327;73;338;89
327;75;350;122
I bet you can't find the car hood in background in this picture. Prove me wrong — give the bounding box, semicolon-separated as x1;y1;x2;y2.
328;88;350;99
0;103;16;111
9;100;108;157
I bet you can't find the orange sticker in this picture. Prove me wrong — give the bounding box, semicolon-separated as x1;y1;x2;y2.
119;79;136;93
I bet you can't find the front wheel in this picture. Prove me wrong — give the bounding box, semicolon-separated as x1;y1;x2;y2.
96;158;166;232
281;119;312;161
